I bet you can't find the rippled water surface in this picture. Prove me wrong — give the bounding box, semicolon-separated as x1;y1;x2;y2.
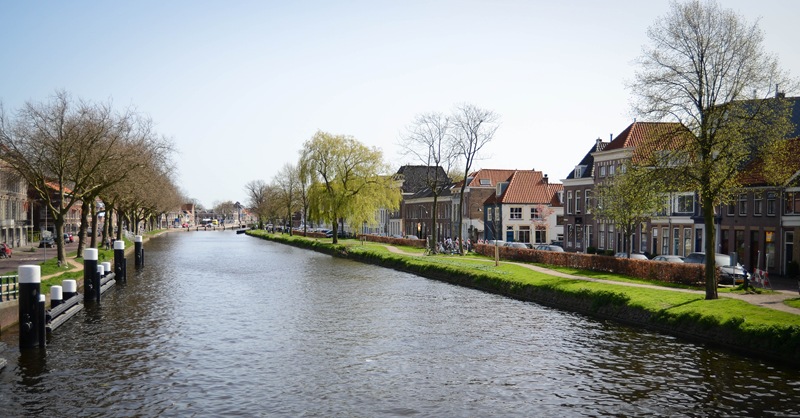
1;231;799;416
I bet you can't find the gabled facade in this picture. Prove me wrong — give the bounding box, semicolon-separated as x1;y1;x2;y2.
391;165;450;238
454;169;516;242
402;185;454;240
0;163;30;247
561;138;606;252
718;136;800;275
562;122;698;255
482;169;563;245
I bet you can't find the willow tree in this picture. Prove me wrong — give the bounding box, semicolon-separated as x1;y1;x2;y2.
630;0;796;299
300;131;400;244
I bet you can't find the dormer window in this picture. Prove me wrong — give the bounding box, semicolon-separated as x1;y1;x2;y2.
574;165;586;178
479;179;491;186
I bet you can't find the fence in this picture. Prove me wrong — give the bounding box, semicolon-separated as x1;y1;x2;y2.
0;275;18;302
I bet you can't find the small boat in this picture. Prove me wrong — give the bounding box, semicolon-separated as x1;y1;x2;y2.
236;229;248;234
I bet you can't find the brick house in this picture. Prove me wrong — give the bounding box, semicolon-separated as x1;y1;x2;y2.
481;169;563;245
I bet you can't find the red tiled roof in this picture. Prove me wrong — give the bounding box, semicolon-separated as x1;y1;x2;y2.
500;170;563;204
603;121;688;153
738;138;800;186
45;181;74;194
467;169;517;187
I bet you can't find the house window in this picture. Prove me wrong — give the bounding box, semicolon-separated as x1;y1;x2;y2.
738;193;747;216
676;194;694;214
599;224;605;249
576;225;583;249
567;191;573;214
753;193;763;216
586;225;593;250
767;192;777;216
683;227;692;257
656;195;669;216
608;225;615;251
585;190;591;214
535;228;547;244
673;228;680;255
567;224;574;248
641;224;648;253
785;191;800;215
599;165;606;177
575;190;582;214
479;179;491;186
609;164;615;176
531;207;541;220
518;226;530;243
510;207;522;219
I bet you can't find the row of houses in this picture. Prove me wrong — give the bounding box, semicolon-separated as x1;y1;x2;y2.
384;97;800;277
0;163;195;247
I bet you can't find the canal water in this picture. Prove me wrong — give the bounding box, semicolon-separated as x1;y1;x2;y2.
0;231;798;417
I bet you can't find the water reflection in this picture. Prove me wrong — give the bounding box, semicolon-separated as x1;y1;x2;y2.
0;231;798;416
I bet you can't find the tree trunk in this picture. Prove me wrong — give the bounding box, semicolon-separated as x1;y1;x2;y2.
77;200;90;258
702;195;719;299
90;200;98;249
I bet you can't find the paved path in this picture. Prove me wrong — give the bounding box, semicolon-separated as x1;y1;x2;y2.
385;246;800;315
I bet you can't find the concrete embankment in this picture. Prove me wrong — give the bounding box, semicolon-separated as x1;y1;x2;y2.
247;231;800;367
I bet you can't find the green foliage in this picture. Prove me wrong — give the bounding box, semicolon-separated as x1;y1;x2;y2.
594;163;664;254
300;131;401;242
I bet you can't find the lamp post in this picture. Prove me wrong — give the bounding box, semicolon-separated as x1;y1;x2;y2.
494;202;499;266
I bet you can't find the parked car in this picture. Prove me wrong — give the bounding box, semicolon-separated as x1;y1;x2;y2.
39;237;56;248
682;252;750;285
63;233;74;243
652;255;684;263
614;252;649;260
503;242;529;249
535;244;565;252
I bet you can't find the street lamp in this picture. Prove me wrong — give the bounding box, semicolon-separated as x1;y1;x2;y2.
493;202;500;266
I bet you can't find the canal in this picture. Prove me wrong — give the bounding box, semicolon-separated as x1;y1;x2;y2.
0;231;798;416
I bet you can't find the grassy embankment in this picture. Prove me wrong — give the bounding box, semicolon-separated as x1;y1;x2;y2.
2;236;135;293
248;229;800;365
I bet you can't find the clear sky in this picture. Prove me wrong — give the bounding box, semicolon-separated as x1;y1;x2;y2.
1;1;798;209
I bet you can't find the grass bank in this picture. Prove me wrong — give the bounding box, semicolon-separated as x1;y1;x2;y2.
248;230;800;366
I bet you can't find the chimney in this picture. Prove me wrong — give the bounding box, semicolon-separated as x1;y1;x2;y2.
543;174;548;183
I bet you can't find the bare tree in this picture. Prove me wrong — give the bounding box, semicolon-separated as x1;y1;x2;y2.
400;112;457;252
0;91;167;264
244;179;270;229
450;103;499;253
272;163;300;235
630;0;796;299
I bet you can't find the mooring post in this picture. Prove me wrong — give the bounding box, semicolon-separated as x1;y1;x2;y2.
37;294;46;348
62;279;77;300
101;262;111;277
94;265;103;302
50;285;63;309
84;248;98;301
18;265;41;349
134;235;143;268
114;240;126;282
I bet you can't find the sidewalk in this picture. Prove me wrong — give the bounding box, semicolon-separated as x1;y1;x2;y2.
385;245;800;315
